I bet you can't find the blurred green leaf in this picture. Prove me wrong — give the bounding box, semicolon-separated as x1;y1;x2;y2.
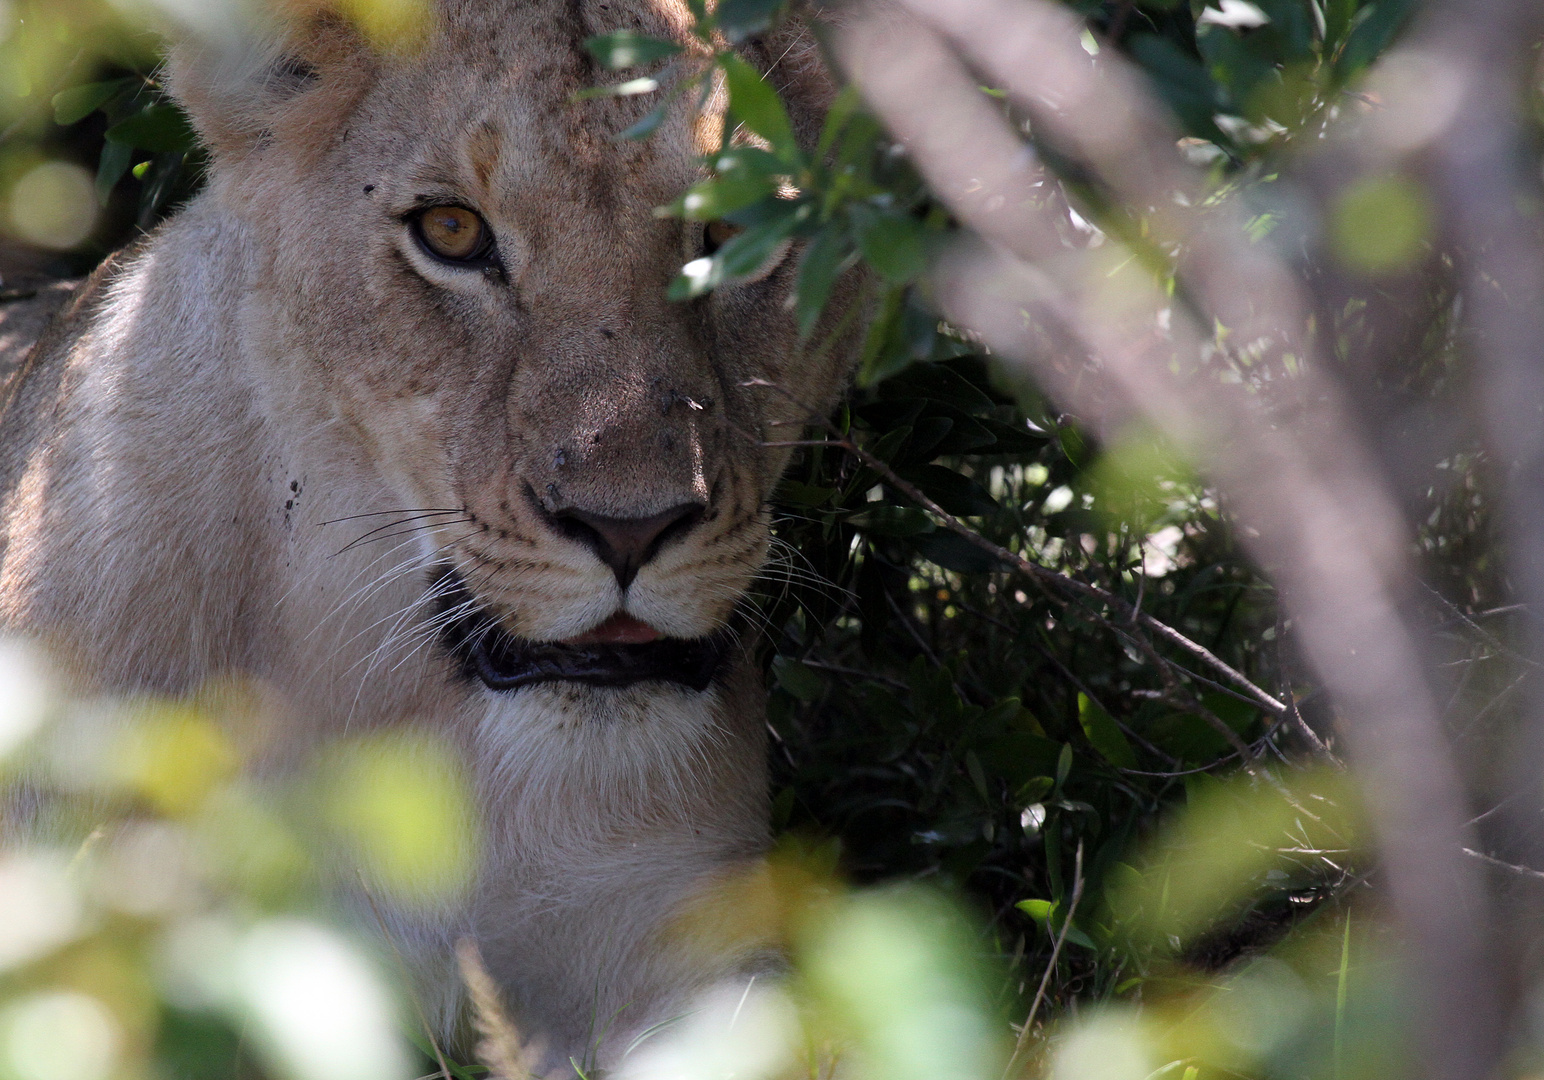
95;140;134;205
715;0;785;41
53;78;135;125
321;732;477;909
618;102;669;140
802;888;1007;1080
1330;173;1431;275
1335;0;1418;77
795;226;856;340
851;204;928;284
584;30;682;69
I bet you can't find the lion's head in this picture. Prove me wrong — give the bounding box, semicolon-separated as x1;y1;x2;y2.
169;0;856;696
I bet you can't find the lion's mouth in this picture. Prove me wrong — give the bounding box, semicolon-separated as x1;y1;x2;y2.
433;571;733;693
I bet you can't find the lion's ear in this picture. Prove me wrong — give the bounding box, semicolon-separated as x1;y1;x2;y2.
165;14;374;165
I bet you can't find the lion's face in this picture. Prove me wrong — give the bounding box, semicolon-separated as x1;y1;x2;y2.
180;1;852;691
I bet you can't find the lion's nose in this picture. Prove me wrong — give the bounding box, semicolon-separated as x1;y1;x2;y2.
552;503;705;589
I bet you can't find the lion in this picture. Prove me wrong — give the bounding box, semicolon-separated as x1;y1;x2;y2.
0;1;856;1070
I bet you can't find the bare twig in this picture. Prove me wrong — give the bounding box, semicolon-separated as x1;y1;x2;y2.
1463;848;1544;883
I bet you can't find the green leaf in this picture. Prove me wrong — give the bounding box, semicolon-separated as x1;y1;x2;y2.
676;177;778;220
879;361;998;413
893;464;999;517
847;505;935;538
617;102;669;140
105;104;197;153
95;140;135;206
1016;898;1054;922
851;204;928;284
53;78;135;126
867;423;913;465
711;146;790;178
965;749;991;802
1018;776;1055;804
909;531;1002;574
772;656;825;703
795;226;855;340
668;208;800;298
716;0;785;41
1055;742;1073;791
719;53;798;163
778;481;838;507
1016;898;1098;949
1078;693;1137;769
977;417;1048;454
717;215;796;277
856;286;907;387
816;84;862;159
1335;0;1418;79
585;30;683;69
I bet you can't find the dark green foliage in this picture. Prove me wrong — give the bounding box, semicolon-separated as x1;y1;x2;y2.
756;350;1287;1013
50;72;204;231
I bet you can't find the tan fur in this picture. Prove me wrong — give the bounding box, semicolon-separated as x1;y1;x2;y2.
0;2;855;1069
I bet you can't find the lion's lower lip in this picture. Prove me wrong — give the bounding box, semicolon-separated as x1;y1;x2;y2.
432;569;731;693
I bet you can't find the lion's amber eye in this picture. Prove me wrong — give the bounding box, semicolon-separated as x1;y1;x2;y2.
703;219;743;256
415;205;491;263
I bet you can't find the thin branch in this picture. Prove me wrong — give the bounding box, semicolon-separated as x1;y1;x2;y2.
1463;847;1544;882
741;385;1290;721
1006;839;1084;1079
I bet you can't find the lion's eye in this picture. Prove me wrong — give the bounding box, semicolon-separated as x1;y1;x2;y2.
414;205;493;263
702;219;744;256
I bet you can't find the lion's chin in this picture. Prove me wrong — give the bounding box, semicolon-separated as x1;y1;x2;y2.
433;569;736;693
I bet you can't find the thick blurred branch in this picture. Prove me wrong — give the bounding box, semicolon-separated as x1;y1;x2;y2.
837;2;1501;1076
1416;0;1544;868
